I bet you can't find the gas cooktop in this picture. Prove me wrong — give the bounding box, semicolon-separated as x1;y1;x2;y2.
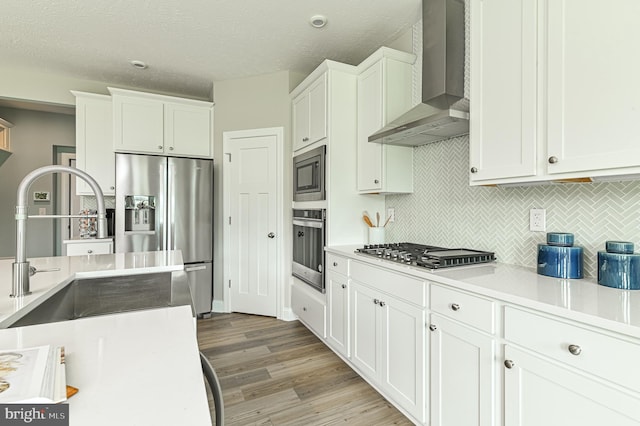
355;242;496;270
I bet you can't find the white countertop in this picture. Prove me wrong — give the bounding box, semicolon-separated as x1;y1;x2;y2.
0;305;212;425
327;245;640;338
0;251;184;328
62;238;114;244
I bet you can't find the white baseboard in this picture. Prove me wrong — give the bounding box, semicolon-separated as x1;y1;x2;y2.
280;307;298;321
212;300;226;313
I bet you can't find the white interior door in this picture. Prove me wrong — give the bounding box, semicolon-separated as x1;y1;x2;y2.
223;128;283;317
59;154;80;243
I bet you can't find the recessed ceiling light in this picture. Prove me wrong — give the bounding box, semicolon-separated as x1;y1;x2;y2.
130;60;148;70
310;15;327;28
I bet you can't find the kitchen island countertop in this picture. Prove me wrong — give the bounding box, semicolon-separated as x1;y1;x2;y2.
0;305;211;425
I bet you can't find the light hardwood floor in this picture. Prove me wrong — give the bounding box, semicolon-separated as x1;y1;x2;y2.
197;313;413;425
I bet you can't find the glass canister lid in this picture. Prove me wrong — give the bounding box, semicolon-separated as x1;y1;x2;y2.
605;241;634;254
547;232;574;247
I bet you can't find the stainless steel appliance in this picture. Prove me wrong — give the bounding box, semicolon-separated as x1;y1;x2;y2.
368;0;469;146
115;153;213;315
355;243;495;270
292;209;326;292
293;146;325;202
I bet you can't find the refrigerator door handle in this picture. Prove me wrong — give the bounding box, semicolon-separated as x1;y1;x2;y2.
185;265;207;272
167;162;174;250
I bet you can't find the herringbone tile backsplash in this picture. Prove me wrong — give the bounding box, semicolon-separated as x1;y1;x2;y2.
385;136;640;278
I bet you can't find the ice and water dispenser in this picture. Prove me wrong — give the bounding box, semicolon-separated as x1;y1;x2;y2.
124;195;156;231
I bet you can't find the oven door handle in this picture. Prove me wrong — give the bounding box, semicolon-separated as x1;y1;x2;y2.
293;219;324;229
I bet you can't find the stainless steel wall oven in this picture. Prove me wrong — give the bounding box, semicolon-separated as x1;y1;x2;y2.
292;209;326;292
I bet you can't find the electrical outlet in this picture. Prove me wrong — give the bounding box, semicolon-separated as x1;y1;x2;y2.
387;208;395;223
530;208;546;232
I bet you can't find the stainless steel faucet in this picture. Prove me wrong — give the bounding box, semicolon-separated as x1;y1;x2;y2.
12;165;108;297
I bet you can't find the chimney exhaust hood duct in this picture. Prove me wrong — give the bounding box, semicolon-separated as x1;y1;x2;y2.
369;0;468;146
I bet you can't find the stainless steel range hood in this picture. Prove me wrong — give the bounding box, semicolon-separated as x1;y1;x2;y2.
369;0;468;146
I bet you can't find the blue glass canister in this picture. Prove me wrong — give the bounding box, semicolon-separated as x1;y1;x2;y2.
598;241;640;290
537;232;583;279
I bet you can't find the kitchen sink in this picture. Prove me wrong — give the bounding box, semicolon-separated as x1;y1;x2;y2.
8;271;194;328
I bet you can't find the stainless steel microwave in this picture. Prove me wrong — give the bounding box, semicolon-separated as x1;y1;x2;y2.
293;146;325;202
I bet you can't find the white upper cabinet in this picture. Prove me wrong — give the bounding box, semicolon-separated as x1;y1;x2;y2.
469;0;537;182
292;73;327;151
546;0;640;175
357;48;415;194
72;91;115;196
470;0;640;185
110;88;213;158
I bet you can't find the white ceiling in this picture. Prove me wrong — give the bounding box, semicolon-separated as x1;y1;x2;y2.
3;0;421;100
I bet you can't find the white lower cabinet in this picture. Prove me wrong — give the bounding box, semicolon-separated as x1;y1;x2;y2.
429;314;495;426
503;345;640;425
326;270;349;358
291;281;326;339
350;280;425;423
316;253;640;426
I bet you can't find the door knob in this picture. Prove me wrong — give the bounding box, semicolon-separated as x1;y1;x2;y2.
504;359;515;369
268;232;275;239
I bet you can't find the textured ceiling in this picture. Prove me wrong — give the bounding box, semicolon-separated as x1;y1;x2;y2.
2;0;421;100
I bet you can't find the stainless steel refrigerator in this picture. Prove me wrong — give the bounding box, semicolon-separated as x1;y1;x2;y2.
115;153;213;315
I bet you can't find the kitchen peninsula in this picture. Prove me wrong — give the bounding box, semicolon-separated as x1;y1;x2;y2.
0;251;212;426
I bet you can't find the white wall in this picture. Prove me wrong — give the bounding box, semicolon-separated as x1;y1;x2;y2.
212;70;302;310
0;107;75;258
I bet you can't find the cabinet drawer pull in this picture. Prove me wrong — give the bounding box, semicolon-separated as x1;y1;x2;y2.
373;298;380;305
379;301;386;307
110;186;115;190
548;156;559;164
303;307;307;311
429;324;437;331
504;359;515;369
158;145;163;150
341;284;346;289
302;137;309;142
169;146;174;151
451;303;461;311
333;262;338;267
374;179;379;184
568;344;582;356
470;167;478;173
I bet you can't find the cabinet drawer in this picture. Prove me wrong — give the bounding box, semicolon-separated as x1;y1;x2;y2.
430;284;495;334
505;306;640;393
292;283;326;338
64;240;113;256
326;253;348;276
350;260;425;307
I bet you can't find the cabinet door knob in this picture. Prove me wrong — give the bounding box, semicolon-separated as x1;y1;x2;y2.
374;179;379;184
470;167;478;173
548;156;559;164
268;232;275;239
379;301;385;307
87;249;93;254
302;137;309;142
158;145;163;150
333;262;338;267
341;284;346;289
568;344;582;356
373;298;380;305
303;307;307;311
504;359;515;369
110;186;115;190
429;324;437;331
451;303;461;311
169;146;174;151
